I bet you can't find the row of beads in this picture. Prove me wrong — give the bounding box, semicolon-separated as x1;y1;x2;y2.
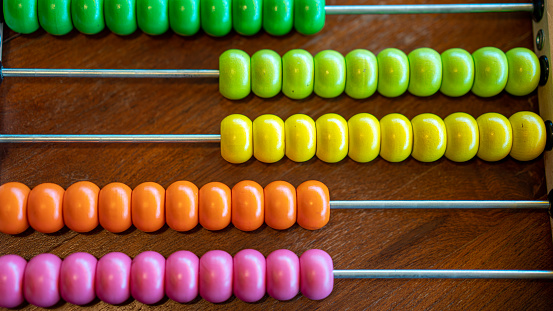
0;249;333;307
0;180;330;235
220;111;546;164
3;0;325;36
219;47;540;100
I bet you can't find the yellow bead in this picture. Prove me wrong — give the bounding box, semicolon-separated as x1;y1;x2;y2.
411;113;446;162
316;113;348;163
285;114;316;162
476;113;512;162
509;111;546;161
253;114;285;163
220;114;253;164
444;112;479;162
348;113;380;163
380;113;413;162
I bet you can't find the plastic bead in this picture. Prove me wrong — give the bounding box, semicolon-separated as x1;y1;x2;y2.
233;249;266;302
284;114;316;162
314;50;346;98
444;112;479;162
166;181;199;231
105;0;137;35
300;249;333;300
440;48;474;97
0;255;26;308
294;0;325;35
137;0;169;35
411;113;447;162
95;252;131;304
38;0;73;35
408;48;442;97
98;182;132;233
199;182;231;230
345;49;378;99
199;250;233;303
282;49;314;99
0;182;30;235
316;113;348;163
233;0;262;35
169;0;200;35
131;251;165;304
472;47;508;97
348;113;380;163
262;0;292;36
297;180;330;230
219;49;251;100
377;48;409;97
476;113;512;161
505;48;540;96
63;181;100;233
24;254;62;308
220;114;253;164
231;180;264;231
201;0;232;36
380;113;413;162
71;0;105;34
132;182;165;232
266;249;300;301
28;183;65;233
251;49;282;98
253;114;285;163
3;0;40;34
166;251;199;303
509;111;546;161
264;181;296;230
60;252;97;305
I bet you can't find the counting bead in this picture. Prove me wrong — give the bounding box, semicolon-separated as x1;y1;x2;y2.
0;255;26;308
71;0;105;34
38;0;73;35
297;180;330;230
28;183;65;233
137;0;169;35
264;181;296;230
282;49;314;99
166;251;199;303
63;181;100;233
98;182;132;233
105;0;137;35
348;113;380;163
132;182;165;232
131;251;165;304
300;249;333;300
345;49;378;99
266;249;299;301
199;182;231;230
505;48;540;96
377;48;409;97
285;114;316;162
60;252;97;305
3;0;39;34
166;181;199;231
380;113;413;162
201;0;232;37
408;48;442;97
253;114;285;163
219;49;251;100
509;111;546;161
0;182;30;235
472;47;508;97
251;49;282;98
24;254;62;308
262;0;293;36
314;50;346;98
231;180;264;231
220;114;253;164
95;252;132;305
233;249;266;302
440;48;474;97
316;113;348;163
411;113;447;162
476;113;512;162
444;112;479;162
199;250;233;303
233;0;262;35
294;0;325;35
169;0;200;35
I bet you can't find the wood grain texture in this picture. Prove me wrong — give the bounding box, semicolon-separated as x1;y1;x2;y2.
1;0;552;309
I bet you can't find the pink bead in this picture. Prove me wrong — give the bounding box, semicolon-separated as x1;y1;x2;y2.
131;251;165;304
266;249;299;301
0;255;26;308
60;252;97;305
96;252;131;305
199;250;233;303
165;251;199;303
24;253;62;307
233;249;265;302
300;249;334;300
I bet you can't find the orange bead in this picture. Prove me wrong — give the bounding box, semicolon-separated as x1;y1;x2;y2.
199;182;231;231
0;182;30;234
28;183;65;233
166;181;199;232
132;182;165;232
264;181;296;230
296;180;330;230
231;180;264;231
63;181;100;232
98;183;132;233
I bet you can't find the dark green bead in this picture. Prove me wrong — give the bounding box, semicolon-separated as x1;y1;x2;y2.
262;0;292;36
72;0;105;34
38;0;73;35
294;0;324;35
233;0;261;36
105;0;137;35
169;0;200;36
201;0;232;37
137;0;169;35
4;0;40;34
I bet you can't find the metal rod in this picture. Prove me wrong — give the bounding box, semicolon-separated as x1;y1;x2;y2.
329;200;550;209
1;68;220;78
0;134;221;143
333;269;553;279
324;3;534;15
0;23;4;62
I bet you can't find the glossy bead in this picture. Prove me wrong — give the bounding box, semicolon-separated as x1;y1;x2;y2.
131;251;165;304
105;0;137;35
132;182;165;232
411;113;447;162
264;181;296;230
345;49;378;99
380;113;413;162
0;182;30;235
316;113;348;163
377;48;409;97
219;49;251;100
253;114;285;163
233;249;266;302
348;113;380;163
96;252;132;304
220;114;253;164
285;114;316;162
169;0;200;35
440;48;474;97
251;49;282;98
63;181;100;233
199;182;231;230
297;180;330;230
408;48;442;97
137;0;169;35
509;111;546;161
294;0;325;35
444;112;479;162
165;251;199;303
199;250;233;303
72;0;105;34
28;183;65;233
60;252;97;305
300;249;333;300
472;47;508;97
262;0;292;36
314;50;346;98
4;0;40;34
166;181;198;231
233;0;262;35
201;0;232;36
24;254;61;307
505;48;540;96
98;183;132;233
282;49;314;99
0;255;26;308
476;113;512;162
38;0;72;35
266;249;299;301
231;180;264;231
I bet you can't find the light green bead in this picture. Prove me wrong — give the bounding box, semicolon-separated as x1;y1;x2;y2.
345;49;378;99
137;0;169;35
105;0;137;35
505;47;540;96
408;48;442;97
472;47;508;97
219;49;251;100
201;0;232;37
440;48;474;97
294;0;325;35
262;0;293;36
4;0;40;34
251;50;282;98
377;48;409;98
169;0;200;36
38;0;73;35
314;50;345;98
72;0;105;34
282;49;314;99
233;0;262;35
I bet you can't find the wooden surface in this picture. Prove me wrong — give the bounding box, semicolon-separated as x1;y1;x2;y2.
1;0;553;309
